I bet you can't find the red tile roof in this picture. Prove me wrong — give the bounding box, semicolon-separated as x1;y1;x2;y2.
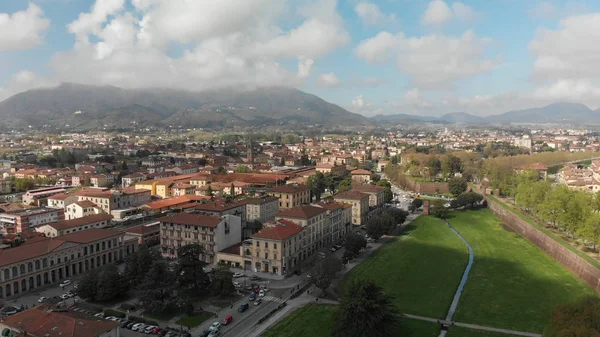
48;193;72;201
352;184;384;193
46;213;113;231
3;304;119;337
276;205;327;219
351;169;372;175
268;184;310;194
74;200;98;208
126;223;159;235
60;228;123;244
194;200;245;212
158;213;222;227
252;220;303;240
0;238;65;266
334;191;370;200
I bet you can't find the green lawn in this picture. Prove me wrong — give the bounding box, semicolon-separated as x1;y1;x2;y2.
262;304;335;337
448;327;514;337
340;216;469;318
261;304;441;337
175;311;214;327
487;195;600;270
448;209;596;333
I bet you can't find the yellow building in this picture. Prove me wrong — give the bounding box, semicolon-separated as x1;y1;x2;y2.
267;184;310;209
334;191;370;226
246;219;303;275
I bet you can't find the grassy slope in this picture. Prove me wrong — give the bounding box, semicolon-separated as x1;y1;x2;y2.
487;195;600;270
449;209;596;333
448;327;518;337
340;216;469;319
261;304;335;337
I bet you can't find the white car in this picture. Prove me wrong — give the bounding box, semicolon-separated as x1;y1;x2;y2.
38;296;49;303
60;293;69;300
132;323;146;331
210;322;221;331
233;281;241;288
94;313;104;318
232;272;244;278
59;280;71;287
144;325;157;333
259;289;265;297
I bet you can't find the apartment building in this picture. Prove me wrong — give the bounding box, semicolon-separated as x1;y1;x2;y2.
74;188;151;213
315;200;352;243
352;184;385;209
245;219;303;275
242;196;279;223
47;193;78;210
194;200;247;235
0;228;136;299
121;173;147;188
276;205;328;258
0;207;65;234
159;213;241;264
334;191;370;226
125;222;160;246
267;184;310;209
65;200;105;220
22;187;67;206
350;169;372;184
35;213;113;237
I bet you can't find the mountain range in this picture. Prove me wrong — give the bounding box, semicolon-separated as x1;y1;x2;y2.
0;83;599;129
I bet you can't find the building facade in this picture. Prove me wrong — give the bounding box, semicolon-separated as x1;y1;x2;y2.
245;220;303;275
267;184;310;209
275;205;328;259
35;213;113;237
334;191;370;226
0;207;65;234
243;196;279;223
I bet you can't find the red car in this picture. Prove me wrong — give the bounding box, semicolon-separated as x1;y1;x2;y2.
152;327;162;335
222;315;233;325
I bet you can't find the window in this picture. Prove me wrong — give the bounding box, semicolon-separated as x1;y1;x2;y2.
256;241;259;246
274;254;278;260
264;253;268;259
264;242;268;248
274;243;277;249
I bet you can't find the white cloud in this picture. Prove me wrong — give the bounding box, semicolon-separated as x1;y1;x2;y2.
530;13;600;82
352;94;366;109
421;1;479;25
355;31;398;63
297;58;315;78
318;73;340;87
354;2;396;26
530;1;557;19
24;0;349;93
529;1;590;20
0;4;50;52
356;30;497;88
0;71;55;101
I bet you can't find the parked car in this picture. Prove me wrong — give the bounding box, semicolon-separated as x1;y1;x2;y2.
254;298;262;306
120;321;131;328
233;281;241;288
221;315;233;325
232;272;244;278
132;323;146;331
38;296;48;303
249;276;260;281
66;292;75;298
238;303;249;312
259;289;265;297
144;325;157;334
60;293;69;300
318;252;326;259
208;330;220;337
330;247;337;252
152;327;163;334
126;322;136;329
198;330;212;337
59;280;71;287
209;322;221;331
94;313;104;318
334;244;343;250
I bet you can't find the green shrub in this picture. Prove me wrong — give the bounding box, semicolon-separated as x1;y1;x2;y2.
103;308;126;318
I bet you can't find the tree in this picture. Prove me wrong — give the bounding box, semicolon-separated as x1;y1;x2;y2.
235;165;250;173
94;264;128;302
75;269;99;300
230;183;236;196
333;279;400;337
206;185;213;197
307;172;326;201
344;233;367;259
365;214;395;240
210;263;235;297
313;256;343;292
409;198;423;213
431;199;449;219
370;173;380;183
376;180;393;204
247;220;263;234
215;166;227;175
385;208;409;225
121;161;128;171
124;245;157;287
448;177;468;197
338;178;353;193
138;261;177;313
545;296;600;337
176;244;210;294
426;157;442;179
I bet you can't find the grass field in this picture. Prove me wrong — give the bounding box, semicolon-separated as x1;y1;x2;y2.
175;311;213;328
448;209;596;333
261;304;335;337
340;216;468;319
448;327;514;337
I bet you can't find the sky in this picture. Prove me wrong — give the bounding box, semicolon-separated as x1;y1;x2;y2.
1;0;600;117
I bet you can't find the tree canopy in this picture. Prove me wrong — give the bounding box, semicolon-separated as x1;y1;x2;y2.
448;177;468;197
545;297;600;337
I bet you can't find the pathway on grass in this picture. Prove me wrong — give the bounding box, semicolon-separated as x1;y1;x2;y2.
403;314;542;337
439;219;475;337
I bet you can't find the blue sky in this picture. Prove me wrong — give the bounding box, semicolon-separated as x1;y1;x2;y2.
1;0;599;116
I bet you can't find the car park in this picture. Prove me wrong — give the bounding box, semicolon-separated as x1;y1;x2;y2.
238;303;249;312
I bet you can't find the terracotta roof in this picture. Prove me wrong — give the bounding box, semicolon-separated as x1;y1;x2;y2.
60;228;123;244
351;169;372;175
143;195;203;210
268;184;310;194
3;304;119;337
0;237;65;266
48;193;72;201
334;191;370;200
252;221;303;240
352;184;384;193
276;205;327;219
74;200;98;208
194;200;245;212
158;213;222;227
220;242;242;255
74;190;110;198
240;196;279;205
45;213;113;231
126;223;159;235
315;201;346;211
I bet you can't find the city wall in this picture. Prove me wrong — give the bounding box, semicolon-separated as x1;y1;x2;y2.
405;178;450;194
487;198;600;293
